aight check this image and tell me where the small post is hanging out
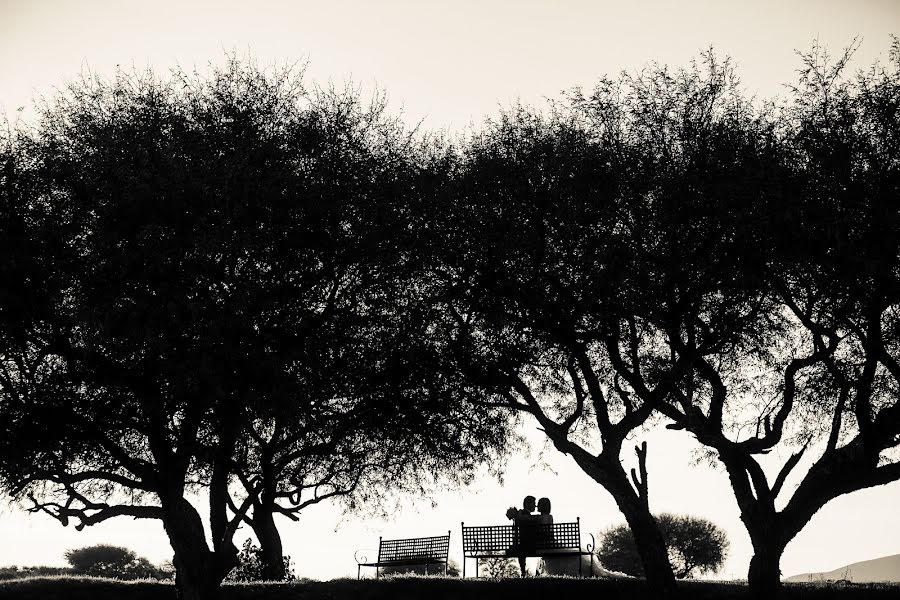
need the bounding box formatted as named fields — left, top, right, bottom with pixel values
left=376, top=536, right=382, bottom=580
left=577, top=517, right=583, bottom=577
left=461, top=522, right=466, bottom=578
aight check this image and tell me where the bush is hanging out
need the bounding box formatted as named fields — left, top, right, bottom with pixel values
left=475, top=558, right=518, bottom=579
left=64, top=545, right=168, bottom=580
left=379, top=559, right=461, bottom=577
left=225, top=539, right=296, bottom=582
left=597, top=513, right=728, bottom=579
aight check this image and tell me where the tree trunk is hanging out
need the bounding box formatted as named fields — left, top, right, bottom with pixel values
left=575, top=454, right=678, bottom=597
left=251, top=501, right=286, bottom=581
left=747, top=546, right=784, bottom=599
left=618, top=499, right=678, bottom=596
left=162, top=495, right=231, bottom=600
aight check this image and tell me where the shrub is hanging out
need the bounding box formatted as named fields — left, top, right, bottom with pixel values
left=63, top=545, right=168, bottom=580
left=225, top=539, right=296, bottom=582
left=474, top=558, right=518, bottom=579
left=597, top=513, right=728, bottom=579
left=379, top=559, right=461, bottom=577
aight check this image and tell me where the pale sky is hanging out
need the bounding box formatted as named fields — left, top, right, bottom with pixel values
left=1, top=0, right=898, bottom=582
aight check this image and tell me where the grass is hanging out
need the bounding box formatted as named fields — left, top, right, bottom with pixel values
left=1, top=574, right=899, bottom=599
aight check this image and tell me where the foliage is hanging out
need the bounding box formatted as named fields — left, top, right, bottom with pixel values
left=225, top=539, right=295, bottom=582
left=3, top=37, right=900, bottom=600
left=0, top=56, right=513, bottom=597
left=598, top=514, right=729, bottom=579
left=571, top=37, right=900, bottom=597
left=423, top=48, right=768, bottom=596
left=64, top=544, right=170, bottom=580
left=478, top=557, right=519, bottom=579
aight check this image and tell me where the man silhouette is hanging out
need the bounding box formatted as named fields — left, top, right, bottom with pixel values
left=513, top=495, right=537, bottom=576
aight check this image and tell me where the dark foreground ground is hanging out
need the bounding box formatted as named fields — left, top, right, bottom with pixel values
left=2, top=576, right=898, bottom=600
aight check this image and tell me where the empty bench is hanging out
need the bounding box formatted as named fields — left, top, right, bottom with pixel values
left=355, top=532, right=450, bottom=579
left=461, top=519, right=595, bottom=577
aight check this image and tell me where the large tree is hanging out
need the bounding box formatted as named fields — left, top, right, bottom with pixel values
left=581, top=42, right=900, bottom=598
left=425, top=103, right=680, bottom=594
left=0, top=61, right=511, bottom=599
left=1, top=61, right=301, bottom=600
left=426, top=51, right=798, bottom=597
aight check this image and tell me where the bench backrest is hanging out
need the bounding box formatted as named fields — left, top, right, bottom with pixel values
left=461, top=521, right=584, bottom=554
left=377, top=533, right=450, bottom=564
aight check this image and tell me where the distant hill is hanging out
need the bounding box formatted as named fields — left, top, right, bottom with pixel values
left=785, top=553, right=900, bottom=583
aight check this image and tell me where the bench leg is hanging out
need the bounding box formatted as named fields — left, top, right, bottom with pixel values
left=357, top=565, right=361, bottom=580
left=376, top=566, right=380, bottom=580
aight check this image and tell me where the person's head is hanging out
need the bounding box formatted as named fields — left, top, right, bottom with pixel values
left=537, top=497, right=551, bottom=514
left=523, top=495, right=536, bottom=512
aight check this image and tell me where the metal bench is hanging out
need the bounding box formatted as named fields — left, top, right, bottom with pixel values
left=355, top=531, right=451, bottom=579
left=460, top=519, right=595, bottom=577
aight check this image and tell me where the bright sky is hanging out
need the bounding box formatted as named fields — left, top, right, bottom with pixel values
left=1, top=0, right=899, bottom=582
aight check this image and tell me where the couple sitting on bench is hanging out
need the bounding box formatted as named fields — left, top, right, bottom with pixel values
left=505, top=495, right=552, bottom=576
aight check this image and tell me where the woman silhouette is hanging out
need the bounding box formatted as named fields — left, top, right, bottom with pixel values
left=537, top=497, right=553, bottom=524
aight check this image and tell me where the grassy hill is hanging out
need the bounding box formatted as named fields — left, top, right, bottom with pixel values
left=785, top=553, right=900, bottom=584
left=2, top=575, right=900, bottom=600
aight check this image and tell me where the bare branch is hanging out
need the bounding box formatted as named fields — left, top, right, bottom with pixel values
left=771, top=437, right=811, bottom=500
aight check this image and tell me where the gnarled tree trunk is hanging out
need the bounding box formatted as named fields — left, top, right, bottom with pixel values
left=250, top=495, right=287, bottom=581
left=747, top=542, right=784, bottom=599
left=573, top=446, right=678, bottom=597
left=162, top=495, right=235, bottom=600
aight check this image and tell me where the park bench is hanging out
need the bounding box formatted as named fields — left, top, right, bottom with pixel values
left=460, top=518, right=595, bottom=577
left=355, top=531, right=451, bottom=579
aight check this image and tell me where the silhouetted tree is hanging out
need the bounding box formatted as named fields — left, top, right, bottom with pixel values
left=0, top=59, right=511, bottom=600
left=598, top=514, right=728, bottom=579
left=0, top=60, right=290, bottom=600
left=580, top=40, right=900, bottom=598
left=64, top=544, right=167, bottom=580
left=423, top=106, right=680, bottom=593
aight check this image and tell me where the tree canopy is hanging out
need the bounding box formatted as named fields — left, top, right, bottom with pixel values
left=0, top=59, right=512, bottom=600
left=2, top=39, right=899, bottom=600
